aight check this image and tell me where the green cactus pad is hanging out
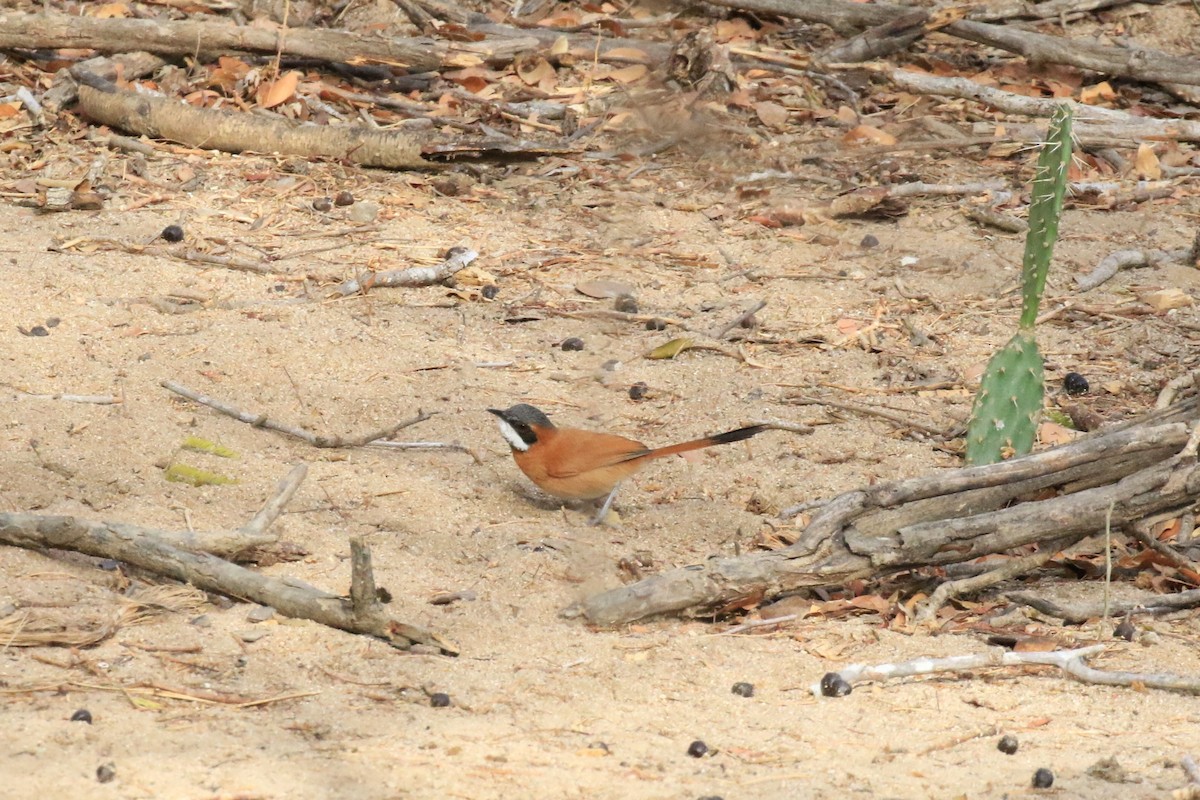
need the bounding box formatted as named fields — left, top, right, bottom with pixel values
left=1019, top=105, right=1073, bottom=330
left=966, top=331, right=1045, bottom=465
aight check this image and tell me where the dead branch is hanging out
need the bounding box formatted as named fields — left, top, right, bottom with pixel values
left=43, top=51, right=165, bottom=112
left=817, top=644, right=1200, bottom=695
left=76, top=77, right=433, bottom=170
left=332, top=246, right=478, bottom=296
left=1007, top=588, right=1200, bottom=623
left=242, top=463, right=307, bottom=538
left=0, top=476, right=455, bottom=654
left=0, top=10, right=535, bottom=72
left=889, top=69, right=1200, bottom=142
left=1076, top=247, right=1197, bottom=292
left=162, top=380, right=433, bottom=448
left=700, top=0, right=1200, bottom=88
left=0, top=512, right=274, bottom=559
left=568, top=396, right=1200, bottom=626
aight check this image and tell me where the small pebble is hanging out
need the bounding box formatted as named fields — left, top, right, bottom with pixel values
left=161, top=224, right=184, bottom=242
left=96, top=763, right=116, bottom=783
left=334, top=190, right=355, bottom=206
left=645, top=318, right=668, bottom=331
left=860, top=234, right=879, bottom=248
left=1063, top=372, right=1089, bottom=396
left=26, top=326, right=48, bottom=337
left=348, top=201, right=380, bottom=223
left=614, top=294, right=639, bottom=313
left=687, top=740, right=709, bottom=758
left=45, top=317, right=60, bottom=328
left=246, top=605, right=275, bottom=623
left=190, top=615, right=211, bottom=628
left=70, top=709, right=93, bottom=724
left=481, top=285, right=500, bottom=300
left=561, top=337, right=585, bottom=352
left=819, top=672, right=852, bottom=697
left=739, top=313, right=758, bottom=329
left=997, top=734, right=1018, bottom=754
left=628, top=382, right=649, bottom=401
left=731, top=682, right=754, bottom=698
left=312, top=197, right=333, bottom=212
left=375, top=587, right=393, bottom=604
left=237, top=629, right=269, bottom=643
left=430, top=692, right=452, bottom=708
left=1032, top=768, right=1054, bottom=788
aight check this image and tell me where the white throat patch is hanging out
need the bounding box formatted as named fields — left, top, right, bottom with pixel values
left=496, top=418, right=530, bottom=451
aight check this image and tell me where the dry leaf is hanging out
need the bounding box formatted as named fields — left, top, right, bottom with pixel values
left=259, top=71, right=300, bottom=109
left=1079, top=81, right=1116, bottom=104
left=646, top=338, right=693, bottom=359
left=754, top=101, right=788, bottom=129
left=516, top=57, right=556, bottom=87
left=576, top=279, right=634, bottom=298
left=835, top=318, right=862, bottom=336
left=1141, top=287, right=1192, bottom=311
left=842, top=125, right=897, bottom=146
left=1037, top=421, right=1077, bottom=446
left=606, top=64, right=648, bottom=84
left=1134, top=143, right=1162, bottom=180
left=91, top=2, right=131, bottom=17
left=604, top=47, right=650, bottom=62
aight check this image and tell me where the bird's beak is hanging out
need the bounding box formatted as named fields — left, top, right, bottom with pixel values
left=487, top=408, right=505, bottom=418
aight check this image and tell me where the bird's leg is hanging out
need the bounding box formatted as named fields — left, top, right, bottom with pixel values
left=590, top=484, right=621, bottom=526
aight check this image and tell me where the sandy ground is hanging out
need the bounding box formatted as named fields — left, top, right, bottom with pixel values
left=3, top=89, right=1200, bottom=798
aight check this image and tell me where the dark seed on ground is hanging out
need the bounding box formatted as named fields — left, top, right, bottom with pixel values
left=731, top=682, right=754, bottom=698
left=819, top=672, right=852, bottom=697
left=860, top=234, right=879, bottom=248
left=27, top=326, right=48, bottom=337
left=161, top=224, right=184, bottom=242
left=96, top=763, right=116, bottom=783
left=334, top=190, right=355, bottom=206
left=1114, top=617, right=1136, bottom=641
left=561, top=337, right=585, bottom=351
left=739, top=313, right=758, bottom=329
left=687, top=740, right=709, bottom=758
left=375, top=587, right=393, bottom=604
left=70, top=709, right=93, bottom=724
left=614, top=294, right=639, bottom=313
left=697, top=796, right=725, bottom=800
left=481, top=284, right=500, bottom=300
left=430, top=692, right=452, bottom=707
left=645, top=318, right=667, bottom=331
left=313, top=197, right=333, bottom=212
left=1032, top=768, right=1054, bottom=788
left=1063, top=372, right=1089, bottom=395
left=45, top=317, right=60, bottom=328
left=628, top=382, right=649, bottom=401
left=997, top=734, right=1018, bottom=754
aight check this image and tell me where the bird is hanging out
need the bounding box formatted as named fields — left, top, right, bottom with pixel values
left=488, top=403, right=765, bottom=524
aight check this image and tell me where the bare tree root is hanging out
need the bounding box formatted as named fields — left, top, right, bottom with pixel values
left=818, top=644, right=1200, bottom=695
left=0, top=467, right=456, bottom=654
left=569, top=397, right=1200, bottom=626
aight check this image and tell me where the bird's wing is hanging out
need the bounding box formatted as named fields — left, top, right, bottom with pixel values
left=542, top=430, right=649, bottom=478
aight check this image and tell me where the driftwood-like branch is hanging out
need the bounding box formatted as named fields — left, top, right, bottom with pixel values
left=162, top=380, right=433, bottom=448
left=77, top=78, right=432, bottom=170
left=1007, top=588, right=1200, bottom=623
left=889, top=70, right=1200, bottom=142
left=333, top=246, right=478, bottom=296
left=569, top=397, right=1200, bottom=626
left=0, top=10, right=534, bottom=72
left=1076, top=247, right=1198, bottom=292
left=818, top=644, right=1200, bottom=695
left=0, top=512, right=274, bottom=559
left=43, top=51, right=165, bottom=112
left=700, top=0, right=1200, bottom=88
left=0, top=473, right=456, bottom=654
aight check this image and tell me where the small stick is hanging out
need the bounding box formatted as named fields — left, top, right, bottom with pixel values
left=333, top=246, right=477, bottom=296
left=14, top=391, right=121, bottom=405
left=1129, top=521, right=1200, bottom=574
left=349, top=536, right=380, bottom=619
left=786, top=395, right=946, bottom=437
left=241, top=463, right=307, bottom=538
left=715, top=613, right=798, bottom=635
left=1007, top=588, right=1200, bottom=623
left=916, top=544, right=1064, bottom=624
left=708, top=299, right=766, bottom=339
left=162, top=380, right=432, bottom=447
left=366, top=440, right=483, bottom=463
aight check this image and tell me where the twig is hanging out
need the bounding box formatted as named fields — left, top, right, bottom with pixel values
left=9, top=389, right=121, bottom=404
left=715, top=613, right=798, bottom=635
left=332, top=247, right=478, bottom=296
left=1076, top=247, right=1194, bottom=292
left=708, top=299, right=766, bottom=339
left=916, top=544, right=1064, bottom=624
left=963, top=205, right=1028, bottom=233
left=1007, top=588, right=1200, bottom=623
left=349, top=535, right=381, bottom=618
left=0, top=512, right=275, bottom=558
left=1129, top=521, right=1200, bottom=574
left=785, top=395, right=946, bottom=437
left=241, top=464, right=307, bottom=538
left=815, top=645, right=1105, bottom=695
left=366, top=440, right=483, bottom=463
left=162, top=380, right=432, bottom=448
